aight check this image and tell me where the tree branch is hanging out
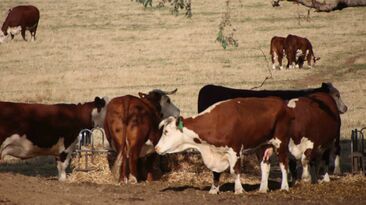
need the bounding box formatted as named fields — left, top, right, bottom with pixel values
left=286, top=0, right=366, bottom=12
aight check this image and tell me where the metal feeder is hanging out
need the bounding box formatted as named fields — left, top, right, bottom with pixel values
left=351, top=127, right=366, bottom=174
left=74, top=127, right=111, bottom=172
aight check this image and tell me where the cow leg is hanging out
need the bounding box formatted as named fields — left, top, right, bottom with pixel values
left=309, top=159, right=319, bottom=184
left=231, top=159, right=243, bottom=194
left=317, top=149, right=330, bottom=183
left=209, top=171, right=221, bottom=194
left=21, top=28, right=27, bottom=41
left=288, top=157, right=298, bottom=186
left=111, top=150, right=128, bottom=183
left=278, top=153, right=289, bottom=191
left=128, top=141, right=143, bottom=184
left=259, top=160, right=271, bottom=193
left=145, top=153, right=157, bottom=182
left=301, top=149, right=311, bottom=182
left=56, top=151, right=72, bottom=181
left=331, top=133, right=341, bottom=175
left=278, top=52, right=284, bottom=70
left=271, top=51, right=276, bottom=70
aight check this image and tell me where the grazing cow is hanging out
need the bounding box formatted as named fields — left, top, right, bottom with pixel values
left=270, top=36, right=286, bottom=70
left=0, top=5, right=40, bottom=43
left=284, top=34, right=320, bottom=69
left=104, top=89, right=180, bottom=183
left=0, top=97, right=108, bottom=181
left=197, top=83, right=347, bottom=183
left=156, top=97, right=294, bottom=194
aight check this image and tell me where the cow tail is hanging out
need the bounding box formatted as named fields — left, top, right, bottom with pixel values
left=122, top=97, right=131, bottom=158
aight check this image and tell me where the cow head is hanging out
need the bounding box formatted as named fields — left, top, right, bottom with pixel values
left=321, top=82, right=348, bottom=114
left=155, top=116, right=189, bottom=155
left=138, top=88, right=180, bottom=119
left=91, top=96, right=109, bottom=128
left=313, top=56, right=320, bottom=65
left=0, top=30, right=7, bottom=43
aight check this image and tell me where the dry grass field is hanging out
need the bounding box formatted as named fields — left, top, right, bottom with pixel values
left=0, top=0, right=365, bottom=204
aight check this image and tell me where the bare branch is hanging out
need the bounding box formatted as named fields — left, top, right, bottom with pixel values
left=250, top=48, right=273, bottom=90
left=286, top=0, right=366, bottom=12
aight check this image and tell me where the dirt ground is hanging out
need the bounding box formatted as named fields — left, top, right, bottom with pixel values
left=0, top=152, right=365, bottom=205
left=0, top=169, right=365, bottom=205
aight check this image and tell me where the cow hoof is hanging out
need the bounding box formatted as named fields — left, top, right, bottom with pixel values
left=302, top=177, right=311, bottom=183
left=321, top=173, right=330, bottom=183
left=280, top=185, right=289, bottom=192
left=280, top=66, right=284, bottom=70
left=208, top=185, right=220, bottom=194
left=258, top=188, right=268, bottom=193
left=234, top=188, right=243, bottom=194
left=128, top=175, right=138, bottom=184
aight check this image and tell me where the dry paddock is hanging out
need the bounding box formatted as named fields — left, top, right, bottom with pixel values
left=0, top=0, right=366, bottom=204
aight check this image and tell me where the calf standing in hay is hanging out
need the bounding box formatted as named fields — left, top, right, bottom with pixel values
left=0, top=5, right=40, bottom=43
left=104, top=89, right=180, bottom=184
left=155, top=97, right=294, bottom=194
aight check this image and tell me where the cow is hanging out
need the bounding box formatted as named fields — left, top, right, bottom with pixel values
left=104, top=89, right=180, bottom=184
left=197, top=83, right=347, bottom=183
left=156, top=97, right=294, bottom=194
left=285, top=91, right=345, bottom=184
left=0, top=97, right=108, bottom=181
left=284, top=34, right=320, bottom=69
left=0, top=5, right=40, bottom=43
left=270, top=36, right=286, bottom=70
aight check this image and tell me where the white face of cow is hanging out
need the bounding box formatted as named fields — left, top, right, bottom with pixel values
left=155, top=117, right=189, bottom=155
left=324, top=83, right=348, bottom=114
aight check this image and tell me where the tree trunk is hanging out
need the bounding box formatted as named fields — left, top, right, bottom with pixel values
left=286, top=0, right=366, bottom=12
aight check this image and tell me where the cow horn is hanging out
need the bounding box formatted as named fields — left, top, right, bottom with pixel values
left=164, top=88, right=177, bottom=95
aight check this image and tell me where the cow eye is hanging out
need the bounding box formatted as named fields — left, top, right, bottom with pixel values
left=164, top=130, right=168, bottom=135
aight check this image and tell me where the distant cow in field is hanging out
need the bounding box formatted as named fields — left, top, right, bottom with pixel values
left=0, top=5, right=40, bottom=43
left=104, top=89, right=180, bottom=183
left=270, top=36, right=286, bottom=70
left=156, top=97, right=294, bottom=194
left=0, top=97, right=108, bottom=181
left=284, top=34, right=320, bottom=69
left=197, top=83, right=347, bottom=183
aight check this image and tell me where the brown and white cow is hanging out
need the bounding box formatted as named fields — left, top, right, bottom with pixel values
left=0, top=97, right=108, bottom=181
left=104, top=89, right=180, bottom=184
left=0, top=5, right=40, bottom=43
left=197, top=83, right=347, bottom=183
left=270, top=36, right=286, bottom=70
left=284, top=90, right=347, bottom=183
left=156, top=97, right=293, bottom=194
left=284, top=34, right=320, bottom=69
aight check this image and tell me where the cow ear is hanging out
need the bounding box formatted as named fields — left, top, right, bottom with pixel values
left=94, top=97, right=106, bottom=108
left=139, top=92, right=147, bottom=99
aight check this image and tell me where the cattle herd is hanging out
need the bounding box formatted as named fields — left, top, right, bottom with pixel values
left=270, top=34, right=320, bottom=70
left=0, top=5, right=350, bottom=195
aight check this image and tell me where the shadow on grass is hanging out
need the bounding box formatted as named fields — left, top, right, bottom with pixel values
left=160, top=180, right=281, bottom=193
